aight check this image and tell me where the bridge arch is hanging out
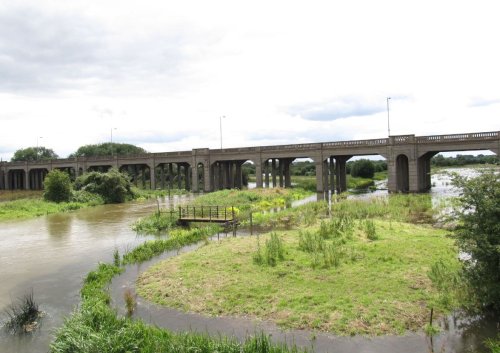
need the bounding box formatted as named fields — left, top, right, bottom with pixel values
left=396, top=154, right=409, bottom=192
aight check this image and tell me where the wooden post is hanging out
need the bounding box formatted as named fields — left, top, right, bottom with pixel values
left=250, top=212, right=253, bottom=235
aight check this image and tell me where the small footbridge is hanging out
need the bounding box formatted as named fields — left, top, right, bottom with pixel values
left=177, top=205, right=237, bottom=228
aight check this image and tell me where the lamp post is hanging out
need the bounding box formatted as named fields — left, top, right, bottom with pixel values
left=386, top=97, right=391, bottom=136
left=219, top=116, right=225, bottom=149
left=36, top=136, right=43, bottom=160
left=110, top=128, right=117, bottom=156
left=110, top=128, right=117, bottom=143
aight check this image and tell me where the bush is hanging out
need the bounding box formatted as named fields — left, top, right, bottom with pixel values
left=74, top=168, right=133, bottom=204
left=350, top=159, right=375, bottom=179
left=43, top=169, right=72, bottom=203
left=452, top=171, right=500, bottom=312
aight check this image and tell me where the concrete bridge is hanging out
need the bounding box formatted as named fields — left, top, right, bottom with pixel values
left=1, top=131, right=498, bottom=199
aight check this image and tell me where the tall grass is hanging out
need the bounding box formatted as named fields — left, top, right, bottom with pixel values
left=3, top=290, right=42, bottom=333
left=51, top=251, right=305, bottom=353
left=253, top=232, right=285, bottom=267
left=123, top=225, right=219, bottom=264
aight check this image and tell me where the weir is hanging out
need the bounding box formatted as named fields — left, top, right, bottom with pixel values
left=1, top=131, right=499, bottom=199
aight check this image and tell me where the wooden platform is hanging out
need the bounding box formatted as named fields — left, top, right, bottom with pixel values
left=177, top=205, right=237, bottom=225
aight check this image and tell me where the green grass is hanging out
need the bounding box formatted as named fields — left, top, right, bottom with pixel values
left=0, top=198, right=99, bottom=222
left=137, top=218, right=458, bottom=335
left=123, top=225, right=220, bottom=264
left=3, top=290, right=43, bottom=334
left=0, top=190, right=43, bottom=202
left=51, top=243, right=304, bottom=353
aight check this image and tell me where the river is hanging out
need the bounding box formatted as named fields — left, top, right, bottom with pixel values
left=0, top=169, right=498, bottom=353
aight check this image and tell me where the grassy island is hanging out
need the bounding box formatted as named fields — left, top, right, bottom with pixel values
left=136, top=194, right=458, bottom=335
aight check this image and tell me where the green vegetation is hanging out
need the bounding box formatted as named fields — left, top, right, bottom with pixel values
left=0, top=190, right=43, bottom=202
left=69, top=142, right=147, bottom=157
left=11, top=146, right=58, bottom=162
left=133, top=188, right=311, bottom=235
left=432, top=153, right=498, bottom=167
left=137, top=193, right=459, bottom=335
left=43, top=169, right=72, bottom=203
left=451, top=171, right=500, bottom=313
left=123, top=225, right=219, bottom=264
left=74, top=168, right=134, bottom=203
left=0, top=198, right=97, bottom=221
left=51, top=245, right=303, bottom=353
left=0, top=169, right=137, bottom=221
left=349, top=159, right=375, bottom=178
left=3, top=291, right=43, bottom=333
left=138, top=219, right=456, bottom=335
left=253, top=232, right=285, bottom=266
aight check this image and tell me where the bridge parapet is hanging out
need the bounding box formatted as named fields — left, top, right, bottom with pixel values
left=416, top=131, right=499, bottom=144
left=153, top=151, right=192, bottom=158
left=391, top=135, right=415, bottom=144
left=261, top=143, right=321, bottom=151
left=323, top=138, right=388, bottom=148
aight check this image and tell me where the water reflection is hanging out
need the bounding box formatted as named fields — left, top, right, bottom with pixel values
left=0, top=195, right=193, bottom=353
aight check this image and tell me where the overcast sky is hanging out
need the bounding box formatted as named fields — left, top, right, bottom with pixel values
left=1, top=0, right=499, bottom=160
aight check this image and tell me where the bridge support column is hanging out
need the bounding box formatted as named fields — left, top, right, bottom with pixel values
left=160, top=165, right=165, bottom=189
left=271, top=159, right=277, bottom=187
left=283, top=158, right=292, bottom=188
left=191, top=164, right=199, bottom=192
left=335, top=156, right=350, bottom=193
left=149, top=164, right=156, bottom=189
left=315, top=159, right=325, bottom=201
left=204, top=163, right=211, bottom=192
left=235, top=162, right=243, bottom=189
left=255, top=160, right=263, bottom=188
left=329, top=157, right=335, bottom=195
left=417, top=153, right=437, bottom=191
left=264, top=160, right=270, bottom=188
left=279, top=160, right=284, bottom=187
left=185, top=164, right=191, bottom=191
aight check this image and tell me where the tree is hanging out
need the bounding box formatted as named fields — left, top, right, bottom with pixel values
left=74, top=168, right=133, bottom=203
left=69, top=143, right=147, bottom=158
left=11, top=147, right=59, bottom=162
left=350, top=159, right=375, bottom=178
left=43, top=169, right=72, bottom=203
left=452, top=171, right=500, bottom=312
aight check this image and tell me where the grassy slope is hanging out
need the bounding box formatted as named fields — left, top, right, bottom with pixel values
left=137, top=218, right=456, bottom=335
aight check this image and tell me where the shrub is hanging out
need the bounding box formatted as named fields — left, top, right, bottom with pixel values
left=254, top=233, right=285, bottom=267
left=452, top=171, right=500, bottom=312
left=74, top=168, right=133, bottom=204
left=43, top=169, right=72, bottom=203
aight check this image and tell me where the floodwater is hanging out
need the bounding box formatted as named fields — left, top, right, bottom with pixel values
left=0, top=194, right=193, bottom=353
left=0, top=169, right=498, bottom=353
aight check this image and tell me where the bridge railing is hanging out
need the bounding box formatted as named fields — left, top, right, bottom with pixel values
left=416, top=131, right=499, bottom=144
left=323, top=138, right=388, bottom=148
left=178, top=206, right=235, bottom=222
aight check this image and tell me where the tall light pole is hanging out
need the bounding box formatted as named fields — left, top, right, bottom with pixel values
left=36, top=136, right=43, bottom=160
left=386, top=97, right=391, bottom=136
left=219, top=116, right=225, bottom=149
left=110, top=128, right=117, bottom=144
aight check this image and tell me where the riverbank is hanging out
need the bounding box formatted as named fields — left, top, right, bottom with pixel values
left=46, top=185, right=500, bottom=353
left=0, top=188, right=185, bottom=222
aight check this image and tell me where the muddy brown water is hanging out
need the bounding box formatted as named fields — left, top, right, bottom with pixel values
left=0, top=169, right=498, bottom=353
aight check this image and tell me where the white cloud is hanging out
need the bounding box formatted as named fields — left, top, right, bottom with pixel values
left=0, top=0, right=499, bottom=161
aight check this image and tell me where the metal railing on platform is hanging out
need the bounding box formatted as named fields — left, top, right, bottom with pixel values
left=178, top=206, right=236, bottom=223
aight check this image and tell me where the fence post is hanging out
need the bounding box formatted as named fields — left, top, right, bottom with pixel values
left=250, top=212, right=253, bottom=235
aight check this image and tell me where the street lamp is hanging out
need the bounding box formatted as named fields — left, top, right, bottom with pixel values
left=110, top=128, right=117, bottom=144
left=110, top=128, right=117, bottom=156
left=386, top=97, right=391, bottom=136
left=219, top=116, right=225, bottom=149
left=36, top=136, right=43, bottom=160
